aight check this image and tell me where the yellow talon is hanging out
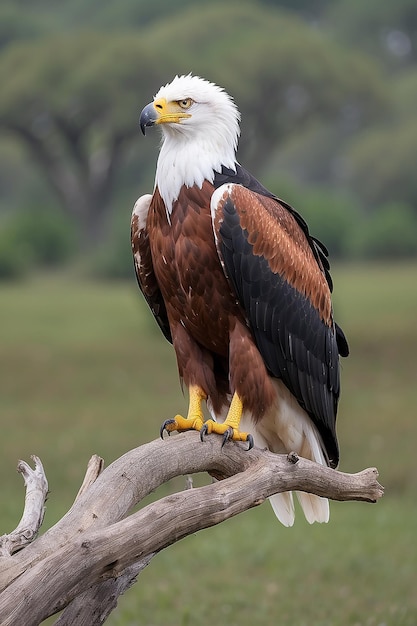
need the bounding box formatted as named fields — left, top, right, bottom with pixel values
left=200, top=393, right=254, bottom=449
left=160, top=389, right=253, bottom=450
left=160, top=385, right=206, bottom=437
left=162, top=413, right=205, bottom=435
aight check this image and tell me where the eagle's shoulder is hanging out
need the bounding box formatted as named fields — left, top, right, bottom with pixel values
left=214, top=164, right=333, bottom=292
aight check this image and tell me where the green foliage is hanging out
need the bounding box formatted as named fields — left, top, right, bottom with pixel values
left=349, top=203, right=417, bottom=259
left=15, top=208, right=77, bottom=266
left=142, top=2, right=389, bottom=172
left=0, top=32, right=164, bottom=135
left=328, top=0, right=417, bottom=65
left=0, top=3, right=47, bottom=50
left=0, top=0, right=203, bottom=36
left=0, top=223, right=31, bottom=280
left=88, top=209, right=135, bottom=280
left=0, top=3, right=388, bottom=167
left=0, top=208, right=77, bottom=280
left=261, top=179, right=417, bottom=263
left=297, top=190, right=360, bottom=259
left=346, top=118, right=417, bottom=209
left=265, top=179, right=361, bottom=259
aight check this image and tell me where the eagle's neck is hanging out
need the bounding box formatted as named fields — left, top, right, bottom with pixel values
left=155, top=128, right=237, bottom=220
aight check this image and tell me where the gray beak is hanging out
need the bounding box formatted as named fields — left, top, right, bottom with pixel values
left=139, top=102, right=158, bottom=135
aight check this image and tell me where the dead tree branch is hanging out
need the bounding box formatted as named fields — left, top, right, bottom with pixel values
left=0, top=432, right=383, bottom=625
left=0, top=456, right=48, bottom=558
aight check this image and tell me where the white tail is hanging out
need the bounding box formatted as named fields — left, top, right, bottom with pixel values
left=269, top=492, right=295, bottom=527
left=242, top=379, right=331, bottom=526
left=210, top=379, right=331, bottom=526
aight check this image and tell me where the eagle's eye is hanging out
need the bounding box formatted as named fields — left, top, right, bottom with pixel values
left=178, top=98, right=193, bottom=110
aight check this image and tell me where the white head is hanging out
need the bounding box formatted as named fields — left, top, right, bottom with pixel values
left=140, top=74, right=241, bottom=215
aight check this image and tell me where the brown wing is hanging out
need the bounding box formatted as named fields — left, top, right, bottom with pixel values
left=131, top=194, right=172, bottom=343
left=211, top=183, right=347, bottom=467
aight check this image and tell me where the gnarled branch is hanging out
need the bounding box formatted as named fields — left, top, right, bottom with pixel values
left=0, top=433, right=383, bottom=625
left=0, top=456, right=48, bottom=558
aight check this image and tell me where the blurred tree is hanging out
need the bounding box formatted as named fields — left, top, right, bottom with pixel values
left=327, top=0, right=417, bottom=66
left=0, top=0, right=340, bottom=40
left=0, top=224, right=31, bottom=279
left=348, top=202, right=417, bottom=259
left=0, top=2, right=394, bottom=251
left=145, top=3, right=389, bottom=173
left=346, top=118, right=417, bottom=210
left=7, top=207, right=77, bottom=267
left=0, top=3, right=46, bottom=50
left=0, top=33, right=166, bottom=246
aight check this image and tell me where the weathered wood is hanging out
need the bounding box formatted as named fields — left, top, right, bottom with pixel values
left=0, top=433, right=383, bottom=625
left=0, top=456, right=48, bottom=558
left=73, top=454, right=104, bottom=503
left=53, top=555, right=156, bottom=626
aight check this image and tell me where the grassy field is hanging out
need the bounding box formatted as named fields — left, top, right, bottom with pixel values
left=1, top=263, right=416, bottom=625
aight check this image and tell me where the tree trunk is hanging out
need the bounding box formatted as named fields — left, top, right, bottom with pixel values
left=3, top=120, right=127, bottom=249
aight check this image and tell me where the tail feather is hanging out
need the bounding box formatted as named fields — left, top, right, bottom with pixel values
left=211, top=385, right=332, bottom=526
left=254, top=379, right=333, bottom=525
left=269, top=492, right=295, bottom=527
left=295, top=423, right=330, bottom=523
left=296, top=492, right=329, bottom=524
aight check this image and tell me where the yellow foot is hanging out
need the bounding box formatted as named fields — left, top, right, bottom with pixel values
left=160, top=413, right=204, bottom=438
left=200, top=392, right=253, bottom=451
left=200, top=419, right=254, bottom=450
left=160, top=384, right=206, bottom=439
left=160, top=388, right=253, bottom=451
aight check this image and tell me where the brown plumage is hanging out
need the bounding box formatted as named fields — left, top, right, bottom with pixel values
left=132, top=75, right=349, bottom=526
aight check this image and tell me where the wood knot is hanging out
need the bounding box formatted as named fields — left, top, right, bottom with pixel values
left=287, top=451, right=299, bottom=464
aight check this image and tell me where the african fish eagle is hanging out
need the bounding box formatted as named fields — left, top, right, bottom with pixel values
left=132, top=74, right=349, bottom=526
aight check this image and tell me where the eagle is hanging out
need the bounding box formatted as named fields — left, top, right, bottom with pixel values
left=132, top=74, right=349, bottom=526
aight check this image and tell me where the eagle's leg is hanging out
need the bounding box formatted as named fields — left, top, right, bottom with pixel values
left=160, top=385, right=207, bottom=438
left=200, top=393, right=254, bottom=450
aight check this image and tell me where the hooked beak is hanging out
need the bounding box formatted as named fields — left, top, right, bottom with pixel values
left=139, top=102, right=158, bottom=136
left=139, top=97, right=192, bottom=135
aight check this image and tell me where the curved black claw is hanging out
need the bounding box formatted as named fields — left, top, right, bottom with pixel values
left=246, top=434, right=254, bottom=451
left=160, top=419, right=176, bottom=439
left=200, top=423, right=209, bottom=442
left=221, top=427, right=234, bottom=449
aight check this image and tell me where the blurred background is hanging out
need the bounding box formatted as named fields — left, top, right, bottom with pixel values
left=1, top=0, right=417, bottom=272
left=1, top=1, right=416, bottom=625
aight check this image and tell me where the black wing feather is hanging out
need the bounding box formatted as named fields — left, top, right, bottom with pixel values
left=217, top=192, right=342, bottom=466
left=134, top=271, right=172, bottom=344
